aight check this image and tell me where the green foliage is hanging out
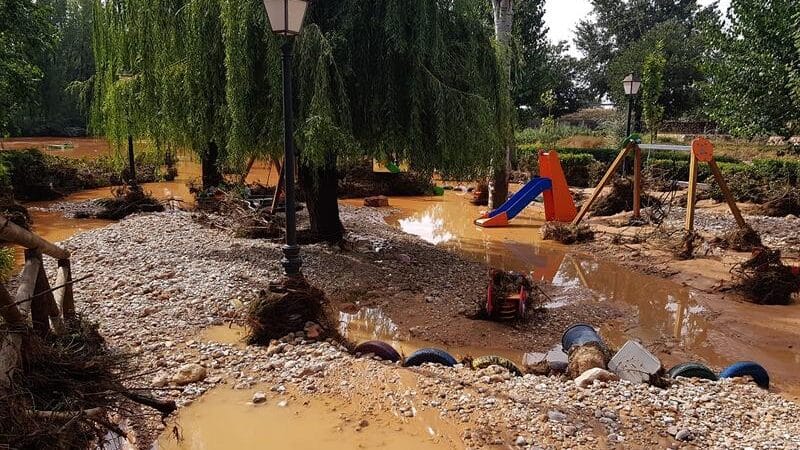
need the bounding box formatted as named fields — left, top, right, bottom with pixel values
left=0, top=0, right=55, bottom=135
left=311, top=0, right=509, bottom=179
left=641, top=41, right=666, bottom=142
left=0, top=159, right=10, bottom=189
left=607, top=21, right=704, bottom=120
left=511, top=1, right=586, bottom=117
left=575, top=0, right=710, bottom=102
left=515, top=124, right=596, bottom=146
left=90, top=0, right=508, bottom=184
left=221, top=0, right=282, bottom=169
left=0, top=247, right=14, bottom=283
left=558, top=153, right=605, bottom=187
left=514, top=149, right=603, bottom=187
left=0, top=149, right=160, bottom=200
left=700, top=0, right=800, bottom=137
left=8, top=0, right=95, bottom=136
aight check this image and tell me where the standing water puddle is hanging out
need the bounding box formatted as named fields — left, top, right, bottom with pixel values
left=344, top=192, right=800, bottom=395
left=338, top=307, right=525, bottom=365
left=158, top=324, right=464, bottom=450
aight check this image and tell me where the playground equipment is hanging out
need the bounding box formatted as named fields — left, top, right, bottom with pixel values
left=486, top=270, right=532, bottom=321
left=572, top=136, right=747, bottom=232
left=475, top=151, right=577, bottom=227
left=372, top=158, right=409, bottom=173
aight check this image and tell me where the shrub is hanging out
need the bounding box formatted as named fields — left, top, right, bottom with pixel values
left=0, top=149, right=159, bottom=201
left=708, top=163, right=768, bottom=203
left=560, top=153, right=604, bottom=188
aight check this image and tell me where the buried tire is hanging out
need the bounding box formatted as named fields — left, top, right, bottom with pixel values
left=404, top=348, right=457, bottom=367
left=720, top=361, right=770, bottom=389
left=472, top=355, right=522, bottom=376
left=353, top=340, right=401, bottom=362
left=667, top=362, right=719, bottom=381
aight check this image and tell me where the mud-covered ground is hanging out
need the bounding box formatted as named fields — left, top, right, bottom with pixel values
left=34, top=201, right=800, bottom=448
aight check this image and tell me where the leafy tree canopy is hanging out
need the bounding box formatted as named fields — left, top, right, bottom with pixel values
left=0, top=0, right=55, bottom=135
left=607, top=20, right=704, bottom=119
left=575, top=0, right=708, bottom=102
left=700, top=0, right=800, bottom=137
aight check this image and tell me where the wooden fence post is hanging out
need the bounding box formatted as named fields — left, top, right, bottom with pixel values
left=54, top=259, right=75, bottom=324
left=16, top=249, right=42, bottom=318
left=0, top=218, right=70, bottom=260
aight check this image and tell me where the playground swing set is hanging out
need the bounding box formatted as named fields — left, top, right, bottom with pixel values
left=475, top=135, right=748, bottom=233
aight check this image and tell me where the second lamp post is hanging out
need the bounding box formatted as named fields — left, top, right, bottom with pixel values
left=622, top=73, right=642, bottom=138
left=262, top=0, right=309, bottom=277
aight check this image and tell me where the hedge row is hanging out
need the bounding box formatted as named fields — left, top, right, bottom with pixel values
left=515, top=146, right=800, bottom=201
left=517, top=144, right=742, bottom=164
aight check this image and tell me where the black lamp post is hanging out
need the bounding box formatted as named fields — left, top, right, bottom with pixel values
left=263, top=0, right=309, bottom=277
left=622, top=73, right=642, bottom=138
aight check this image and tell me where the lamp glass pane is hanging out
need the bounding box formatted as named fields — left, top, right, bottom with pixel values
left=630, top=80, right=642, bottom=95
left=287, top=0, right=308, bottom=34
left=263, top=0, right=286, bottom=33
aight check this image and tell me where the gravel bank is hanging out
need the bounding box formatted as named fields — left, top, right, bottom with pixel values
left=664, top=207, right=800, bottom=253
left=180, top=332, right=800, bottom=449
left=45, top=208, right=800, bottom=448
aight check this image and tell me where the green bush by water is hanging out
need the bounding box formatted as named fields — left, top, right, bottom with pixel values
left=0, top=149, right=161, bottom=201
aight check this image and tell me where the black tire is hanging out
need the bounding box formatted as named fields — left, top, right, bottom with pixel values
left=354, top=340, right=401, bottom=362
left=403, top=348, right=457, bottom=367
left=667, top=362, right=719, bottom=381
left=720, top=361, right=770, bottom=389
left=472, top=355, right=522, bottom=376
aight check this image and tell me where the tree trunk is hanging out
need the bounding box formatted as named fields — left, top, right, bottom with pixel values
left=201, top=141, right=224, bottom=189
left=299, top=152, right=344, bottom=243
left=490, top=0, right=515, bottom=208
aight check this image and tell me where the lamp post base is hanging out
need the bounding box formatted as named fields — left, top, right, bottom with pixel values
left=281, top=244, right=302, bottom=277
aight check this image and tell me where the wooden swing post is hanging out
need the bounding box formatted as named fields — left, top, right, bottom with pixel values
left=572, top=142, right=636, bottom=225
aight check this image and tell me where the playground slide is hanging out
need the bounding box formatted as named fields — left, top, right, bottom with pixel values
left=475, top=178, right=552, bottom=227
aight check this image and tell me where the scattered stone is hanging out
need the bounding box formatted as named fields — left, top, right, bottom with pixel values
left=152, top=374, right=169, bottom=388
left=364, top=196, right=390, bottom=207
left=172, top=364, right=207, bottom=386
left=252, top=391, right=267, bottom=404
left=277, top=400, right=288, bottom=408
left=547, top=410, right=567, bottom=422
left=574, top=367, right=619, bottom=388
left=675, top=428, right=694, bottom=442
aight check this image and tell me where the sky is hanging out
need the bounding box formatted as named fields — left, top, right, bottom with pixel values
left=544, top=0, right=732, bottom=55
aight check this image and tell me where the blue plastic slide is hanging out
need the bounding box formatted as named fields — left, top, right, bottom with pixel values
left=486, top=177, right=553, bottom=220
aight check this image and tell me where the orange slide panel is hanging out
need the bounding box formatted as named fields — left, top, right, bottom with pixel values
left=538, top=151, right=577, bottom=223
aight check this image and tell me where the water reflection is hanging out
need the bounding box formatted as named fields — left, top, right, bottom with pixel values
left=384, top=192, right=710, bottom=355
left=397, top=206, right=454, bottom=245
left=339, top=307, right=525, bottom=364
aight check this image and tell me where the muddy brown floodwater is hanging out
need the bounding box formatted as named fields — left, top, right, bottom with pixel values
left=155, top=325, right=463, bottom=450
left=343, top=191, right=800, bottom=398
left=8, top=137, right=277, bottom=268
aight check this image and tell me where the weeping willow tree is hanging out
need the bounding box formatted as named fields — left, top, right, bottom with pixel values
left=92, top=0, right=232, bottom=186
left=295, top=0, right=511, bottom=240
left=91, top=0, right=509, bottom=242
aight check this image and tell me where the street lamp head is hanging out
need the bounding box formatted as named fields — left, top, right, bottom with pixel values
left=622, top=73, right=642, bottom=96
left=263, top=0, right=309, bottom=36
